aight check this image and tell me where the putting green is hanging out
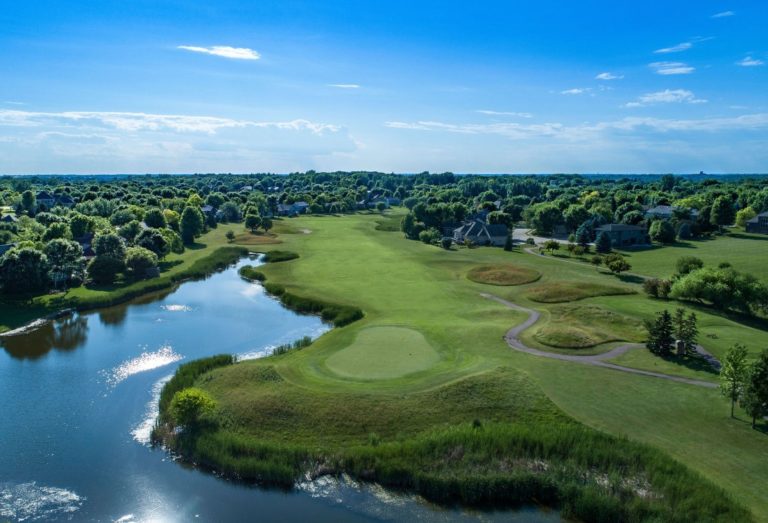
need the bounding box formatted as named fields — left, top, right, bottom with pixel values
left=325, top=326, right=440, bottom=379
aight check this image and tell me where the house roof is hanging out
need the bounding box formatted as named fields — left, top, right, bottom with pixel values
left=597, top=224, right=646, bottom=232
left=36, top=191, right=54, bottom=200
left=1, top=214, right=17, bottom=222
left=56, top=194, right=75, bottom=204
left=645, top=205, right=675, bottom=215
left=747, top=211, right=768, bottom=223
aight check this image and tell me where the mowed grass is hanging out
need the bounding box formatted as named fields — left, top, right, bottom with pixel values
left=467, top=264, right=541, bottom=286
left=532, top=304, right=646, bottom=349
left=618, top=231, right=768, bottom=281
left=608, top=347, right=719, bottom=382
left=527, top=281, right=635, bottom=303
left=199, top=212, right=768, bottom=519
left=325, top=326, right=440, bottom=380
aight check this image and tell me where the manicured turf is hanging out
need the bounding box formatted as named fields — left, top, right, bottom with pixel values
left=467, top=264, right=541, bottom=286
left=160, top=212, right=768, bottom=519
left=325, top=326, right=440, bottom=380
left=608, top=346, right=719, bottom=382
left=618, top=231, right=768, bottom=281
left=526, top=281, right=635, bottom=303
left=532, top=304, right=646, bottom=349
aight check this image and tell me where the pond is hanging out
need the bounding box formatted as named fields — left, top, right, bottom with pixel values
left=0, top=256, right=561, bottom=522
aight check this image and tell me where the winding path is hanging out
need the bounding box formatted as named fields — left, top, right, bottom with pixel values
left=481, top=293, right=719, bottom=389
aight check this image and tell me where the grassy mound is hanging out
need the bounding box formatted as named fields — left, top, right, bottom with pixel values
left=527, top=281, right=635, bottom=303
left=155, top=362, right=749, bottom=522
left=263, top=250, right=299, bottom=263
left=467, top=264, right=541, bottom=286
left=233, top=232, right=281, bottom=245
left=325, top=327, right=440, bottom=380
left=534, top=305, right=645, bottom=349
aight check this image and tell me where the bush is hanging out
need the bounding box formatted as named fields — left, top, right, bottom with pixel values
left=675, top=256, right=704, bottom=276
left=604, top=253, right=631, bottom=275
left=170, top=387, right=216, bottom=428
left=239, top=265, right=266, bottom=281
left=272, top=336, right=312, bottom=355
left=263, top=250, right=299, bottom=263
left=670, top=267, right=768, bottom=314
left=643, top=278, right=672, bottom=299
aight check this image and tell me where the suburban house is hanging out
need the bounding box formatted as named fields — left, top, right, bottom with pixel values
left=75, top=233, right=96, bottom=258
left=1, top=214, right=17, bottom=223
left=276, top=201, right=310, bottom=216
left=35, top=191, right=76, bottom=211
left=746, top=211, right=768, bottom=234
left=595, top=224, right=650, bottom=247
left=453, top=219, right=509, bottom=246
left=644, top=205, right=698, bottom=220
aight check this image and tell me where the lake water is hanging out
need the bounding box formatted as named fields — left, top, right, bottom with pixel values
left=0, top=256, right=561, bottom=522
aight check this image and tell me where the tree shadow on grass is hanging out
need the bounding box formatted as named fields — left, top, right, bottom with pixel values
left=617, top=274, right=645, bottom=284
left=679, top=300, right=768, bottom=332
left=728, top=232, right=768, bottom=242
left=159, top=259, right=183, bottom=271
left=186, top=242, right=207, bottom=251
left=660, top=353, right=719, bottom=375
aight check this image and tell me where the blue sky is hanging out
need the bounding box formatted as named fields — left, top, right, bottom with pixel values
left=0, top=1, right=766, bottom=174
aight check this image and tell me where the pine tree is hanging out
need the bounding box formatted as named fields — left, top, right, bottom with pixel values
left=504, top=235, right=513, bottom=252
left=645, top=310, right=674, bottom=356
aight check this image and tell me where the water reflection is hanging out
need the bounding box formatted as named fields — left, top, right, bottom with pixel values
left=1, top=315, right=89, bottom=360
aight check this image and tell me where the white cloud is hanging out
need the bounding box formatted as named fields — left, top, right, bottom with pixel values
left=625, top=89, right=707, bottom=107
left=561, top=88, right=591, bottom=95
left=476, top=110, right=533, bottom=118
left=177, top=45, right=261, bottom=60
left=328, top=84, right=361, bottom=89
left=0, top=110, right=338, bottom=135
left=650, top=61, right=695, bottom=75
left=711, top=10, right=734, bottom=18
left=385, top=113, right=768, bottom=141
left=736, top=56, right=765, bottom=67
left=654, top=42, right=693, bottom=54
left=595, top=72, right=623, bottom=80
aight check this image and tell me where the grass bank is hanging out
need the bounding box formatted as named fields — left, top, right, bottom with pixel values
left=151, top=212, right=766, bottom=520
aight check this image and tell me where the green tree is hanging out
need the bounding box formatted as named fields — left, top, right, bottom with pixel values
left=44, top=239, right=85, bottom=289
left=673, top=308, right=698, bottom=354
left=649, top=220, right=675, bottom=244
left=604, top=253, right=631, bottom=275
left=400, top=212, right=418, bottom=239
left=736, top=207, right=757, bottom=228
left=261, top=217, right=273, bottom=233
left=226, top=230, right=236, bottom=243
left=720, top=343, right=750, bottom=418
left=542, top=239, right=560, bottom=254
left=93, top=233, right=126, bottom=260
left=118, top=220, right=142, bottom=244
left=595, top=231, right=612, bottom=254
left=87, top=255, right=124, bottom=285
left=0, top=248, right=49, bottom=293
left=441, top=237, right=453, bottom=250
left=170, top=387, right=216, bottom=428
left=245, top=213, right=261, bottom=232
left=144, top=208, right=167, bottom=229
left=69, top=213, right=94, bottom=238
left=741, top=349, right=768, bottom=429
left=43, top=222, right=72, bottom=241
left=527, top=203, right=562, bottom=236
left=125, top=246, right=159, bottom=278
left=645, top=310, right=674, bottom=356
left=575, top=224, right=592, bottom=247
left=21, top=190, right=35, bottom=215
left=135, top=228, right=170, bottom=258
left=180, top=206, right=204, bottom=244
left=710, top=196, right=735, bottom=228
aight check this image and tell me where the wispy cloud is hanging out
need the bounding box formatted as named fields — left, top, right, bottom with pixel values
left=177, top=45, right=261, bottom=60
left=385, top=113, right=768, bottom=140
left=3, top=101, right=25, bottom=106
left=476, top=110, right=533, bottom=118
left=649, top=61, right=695, bottom=75
left=595, top=72, right=623, bottom=80
left=736, top=56, right=765, bottom=67
left=625, top=89, right=707, bottom=107
left=654, top=42, right=693, bottom=54
left=711, top=10, right=734, bottom=18
left=561, top=88, right=592, bottom=95
left=0, top=110, right=338, bottom=135
left=328, top=84, right=361, bottom=89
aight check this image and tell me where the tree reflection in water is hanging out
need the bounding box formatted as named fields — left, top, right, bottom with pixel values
left=1, top=315, right=89, bottom=360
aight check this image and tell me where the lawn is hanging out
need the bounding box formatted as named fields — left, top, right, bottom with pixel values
left=162, top=212, right=768, bottom=520
left=617, top=230, right=768, bottom=281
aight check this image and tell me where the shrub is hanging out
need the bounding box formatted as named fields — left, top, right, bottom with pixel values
left=272, top=336, right=312, bottom=355
left=170, top=387, right=216, bottom=428
left=263, top=250, right=299, bottom=263
left=239, top=265, right=265, bottom=281
left=670, top=267, right=768, bottom=314
left=643, top=278, right=672, bottom=299
left=675, top=256, right=704, bottom=276
left=604, top=253, right=631, bottom=275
